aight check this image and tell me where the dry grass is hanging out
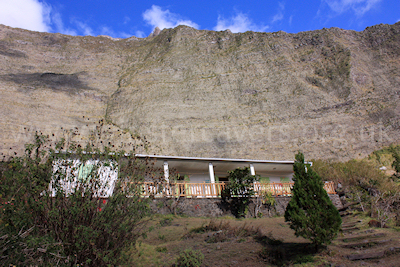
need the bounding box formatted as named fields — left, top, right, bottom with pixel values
left=123, top=213, right=400, bottom=266
left=312, top=157, right=399, bottom=193
left=125, top=215, right=314, bottom=266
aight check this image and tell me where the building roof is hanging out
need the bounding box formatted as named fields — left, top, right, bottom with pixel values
left=135, top=154, right=295, bottom=164
left=134, top=154, right=304, bottom=176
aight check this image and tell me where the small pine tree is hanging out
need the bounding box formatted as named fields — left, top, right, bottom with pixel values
left=284, top=152, right=341, bottom=250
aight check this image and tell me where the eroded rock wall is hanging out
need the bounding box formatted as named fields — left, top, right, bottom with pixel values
left=1, top=23, right=399, bottom=160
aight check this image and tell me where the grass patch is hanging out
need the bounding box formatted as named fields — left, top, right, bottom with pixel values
left=128, top=243, right=168, bottom=267
left=293, top=254, right=315, bottom=264
left=156, top=246, right=168, bottom=253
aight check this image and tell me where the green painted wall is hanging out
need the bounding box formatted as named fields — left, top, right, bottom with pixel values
left=259, top=177, right=270, bottom=183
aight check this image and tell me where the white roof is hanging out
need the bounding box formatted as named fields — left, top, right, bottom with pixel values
left=135, top=154, right=295, bottom=164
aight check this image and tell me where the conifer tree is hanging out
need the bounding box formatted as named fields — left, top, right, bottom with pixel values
left=284, top=152, right=341, bottom=250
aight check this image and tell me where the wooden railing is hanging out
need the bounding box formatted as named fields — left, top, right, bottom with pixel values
left=254, top=182, right=293, bottom=196
left=323, top=181, right=336, bottom=195
left=140, top=181, right=336, bottom=198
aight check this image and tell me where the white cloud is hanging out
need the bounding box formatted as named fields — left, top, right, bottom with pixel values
left=101, top=26, right=113, bottom=36
left=271, top=2, right=285, bottom=23
left=72, top=19, right=94, bottom=36
left=324, top=0, right=382, bottom=16
left=52, top=12, right=77, bottom=36
left=123, top=16, right=130, bottom=25
left=0, top=0, right=136, bottom=38
left=135, top=30, right=146, bottom=38
left=213, top=12, right=269, bottom=33
left=0, top=0, right=51, bottom=32
left=143, top=5, right=199, bottom=30
left=100, top=26, right=131, bottom=38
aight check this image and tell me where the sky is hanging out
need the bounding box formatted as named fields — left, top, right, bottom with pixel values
left=0, top=0, right=399, bottom=39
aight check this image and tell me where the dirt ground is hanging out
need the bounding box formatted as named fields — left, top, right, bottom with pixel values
left=125, top=213, right=400, bottom=267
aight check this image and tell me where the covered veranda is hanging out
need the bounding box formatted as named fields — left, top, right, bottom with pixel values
left=135, top=154, right=336, bottom=197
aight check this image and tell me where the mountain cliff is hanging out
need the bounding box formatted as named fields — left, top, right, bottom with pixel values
left=0, top=23, right=399, bottom=160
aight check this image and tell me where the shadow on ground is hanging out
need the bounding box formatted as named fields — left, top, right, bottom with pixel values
left=257, top=235, right=319, bottom=266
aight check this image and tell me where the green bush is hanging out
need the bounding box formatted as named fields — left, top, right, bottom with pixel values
left=313, top=148, right=400, bottom=220
left=175, top=248, right=204, bottom=267
left=221, top=167, right=258, bottom=218
left=0, top=134, right=62, bottom=265
left=0, top=134, right=151, bottom=266
left=312, top=158, right=390, bottom=191
left=391, top=145, right=400, bottom=180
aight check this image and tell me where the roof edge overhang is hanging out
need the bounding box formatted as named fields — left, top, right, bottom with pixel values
left=52, top=153, right=312, bottom=166
left=135, top=154, right=300, bottom=165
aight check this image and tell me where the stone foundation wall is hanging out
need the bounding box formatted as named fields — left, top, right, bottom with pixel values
left=329, top=194, right=343, bottom=210
left=150, top=194, right=342, bottom=217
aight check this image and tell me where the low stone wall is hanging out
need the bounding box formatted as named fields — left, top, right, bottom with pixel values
left=150, top=198, right=229, bottom=217
left=329, top=194, right=343, bottom=210
left=150, top=194, right=343, bottom=217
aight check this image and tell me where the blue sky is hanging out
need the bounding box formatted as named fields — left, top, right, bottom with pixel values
left=0, top=0, right=399, bottom=38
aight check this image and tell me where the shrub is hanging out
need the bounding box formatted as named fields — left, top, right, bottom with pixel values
left=221, top=167, right=258, bottom=218
left=262, top=191, right=276, bottom=217
left=0, top=134, right=151, bottom=266
left=0, top=134, right=61, bottom=265
left=285, top=152, right=342, bottom=250
left=313, top=150, right=399, bottom=219
left=312, top=158, right=389, bottom=190
left=175, top=248, right=204, bottom=267
left=391, top=145, right=400, bottom=180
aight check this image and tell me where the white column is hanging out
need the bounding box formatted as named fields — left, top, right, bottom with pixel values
left=163, top=161, right=169, bottom=182
left=208, top=163, right=215, bottom=197
left=208, top=163, right=215, bottom=183
left=250, top=164, right=255, bottom=175
left=250, top=163, right=257, bottom=194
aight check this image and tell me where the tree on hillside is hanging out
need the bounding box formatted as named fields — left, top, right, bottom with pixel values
left=221, top=167, right=258, bottom=218
left=391, top=145, right=400, bottom=180
left=284, top=152, right=341, bottom=250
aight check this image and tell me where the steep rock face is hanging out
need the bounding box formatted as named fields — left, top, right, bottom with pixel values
left=106, top=24, right=400, bottom=160
left=0, top=23, right=399, bottom=160
left=0, top=25, right=132, bottom=154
